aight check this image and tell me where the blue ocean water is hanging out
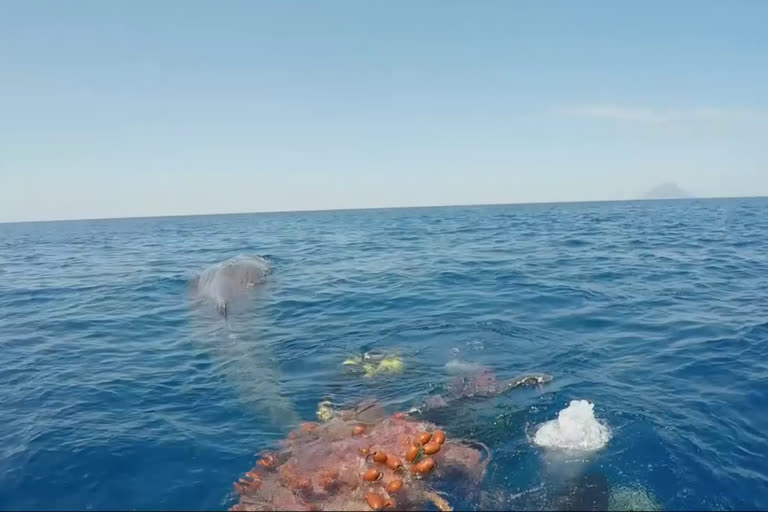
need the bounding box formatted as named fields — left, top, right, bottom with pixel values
left=1, top=198, right=768, bottom=511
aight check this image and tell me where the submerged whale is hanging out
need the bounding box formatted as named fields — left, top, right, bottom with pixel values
left=192, top=254, right=270, bottom=317
left=189, top=254, right=299, bottom=433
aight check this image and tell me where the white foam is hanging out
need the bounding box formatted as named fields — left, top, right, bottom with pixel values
left=533, top=400, right=611, bottom=451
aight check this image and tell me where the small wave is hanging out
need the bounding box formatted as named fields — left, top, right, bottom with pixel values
left=533, top=400, right=611, bottom=451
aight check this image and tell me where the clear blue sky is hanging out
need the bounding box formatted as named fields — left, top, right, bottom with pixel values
left=1, top=1, right=766, bottom=222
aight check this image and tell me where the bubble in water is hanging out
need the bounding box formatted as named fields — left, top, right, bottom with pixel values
left=533, top=399, right=611, bottom=451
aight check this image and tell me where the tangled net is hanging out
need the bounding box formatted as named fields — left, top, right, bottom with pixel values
left=230, top=402, right=489, bottom=511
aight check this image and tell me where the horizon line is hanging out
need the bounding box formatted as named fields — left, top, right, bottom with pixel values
left=1, top=194, right=766, bottom=226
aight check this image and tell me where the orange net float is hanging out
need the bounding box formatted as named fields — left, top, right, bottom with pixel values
left=362, top=468, right=382, bottom=482
left=422, top=441, right=441, bottom=455
left=385, top=478, right=403, bottom=493
left=410, top=457, right=436, bottom=475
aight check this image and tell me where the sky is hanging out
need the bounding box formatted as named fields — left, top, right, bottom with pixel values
left=1, top=1, right=767, bottom=222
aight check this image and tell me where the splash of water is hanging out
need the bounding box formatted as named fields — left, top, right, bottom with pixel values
left=533, top=399, right=611, bottom=451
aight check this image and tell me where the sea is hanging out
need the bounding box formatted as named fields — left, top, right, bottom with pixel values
left=1, top=198, right=767, bottom=511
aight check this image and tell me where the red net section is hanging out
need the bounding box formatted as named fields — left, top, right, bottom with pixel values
left=231, top=407, right=488, bottom=511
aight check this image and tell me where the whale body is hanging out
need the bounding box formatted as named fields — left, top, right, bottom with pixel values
left=193, top=254, right=270, bottom=316
left=189, top=254, right=299, bottom=433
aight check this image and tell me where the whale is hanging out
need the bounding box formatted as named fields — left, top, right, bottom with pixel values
left=188, top=254, right=299, bottom=433
left=192, top=254, right=270, bottom=317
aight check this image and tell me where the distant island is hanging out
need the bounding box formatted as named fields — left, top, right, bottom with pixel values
left=643, top=183, right=691, bottom=199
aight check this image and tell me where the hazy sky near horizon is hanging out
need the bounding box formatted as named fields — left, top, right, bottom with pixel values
left=1, top=1, right=767, bottom=222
